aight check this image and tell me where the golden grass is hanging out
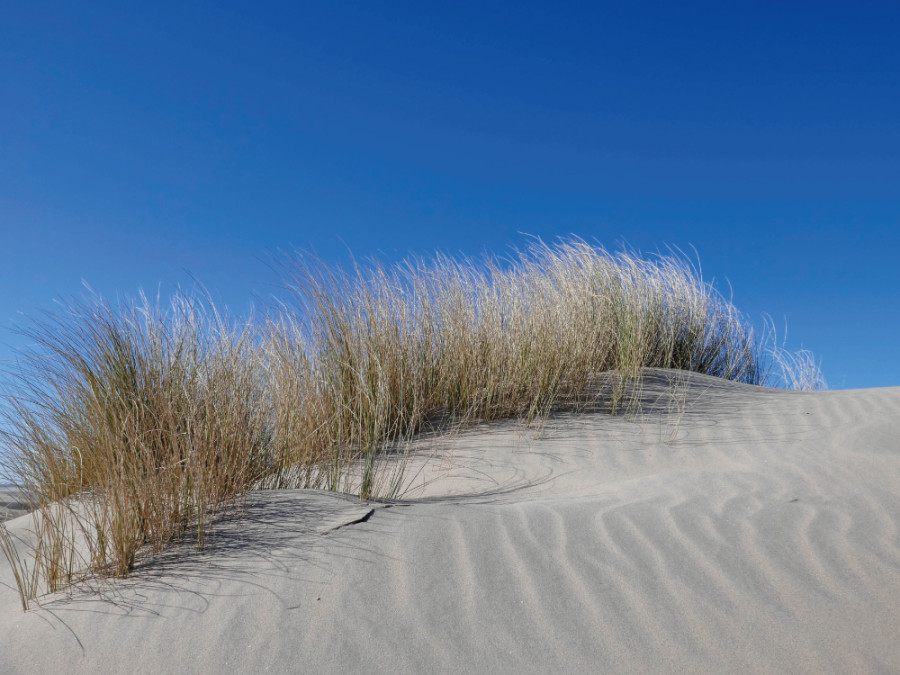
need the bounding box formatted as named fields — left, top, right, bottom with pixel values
left=1, top=292, right=268, bottom=605
left=0, top=237, right=822, bottom=608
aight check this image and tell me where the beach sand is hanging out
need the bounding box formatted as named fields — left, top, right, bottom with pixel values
left=2, top=369, right=899, bottom=673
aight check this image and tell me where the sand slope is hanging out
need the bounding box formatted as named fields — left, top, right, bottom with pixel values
left=2, top=370, right=899, bottom=673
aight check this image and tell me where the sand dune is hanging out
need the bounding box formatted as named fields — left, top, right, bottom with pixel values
left=2, top=370, right=899, bottom=673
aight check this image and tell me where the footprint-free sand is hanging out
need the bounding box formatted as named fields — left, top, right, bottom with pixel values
left=2, top=369, right=899, bottom=673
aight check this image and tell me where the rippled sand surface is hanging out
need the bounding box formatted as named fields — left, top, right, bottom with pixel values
left=2, top=370, right=899, bottom=673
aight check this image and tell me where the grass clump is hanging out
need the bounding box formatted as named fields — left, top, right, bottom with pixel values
left=1, top=237, right=823, bottom=607
left=1, top=291, right=268, bottom=603
left=261, top=239, right=768, bottom=492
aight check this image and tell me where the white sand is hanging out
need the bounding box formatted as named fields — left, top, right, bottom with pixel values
left=2, top=369, right=899, bottom=673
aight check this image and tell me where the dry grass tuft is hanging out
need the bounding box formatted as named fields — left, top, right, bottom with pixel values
left=1, top=291, right=269, bottom=605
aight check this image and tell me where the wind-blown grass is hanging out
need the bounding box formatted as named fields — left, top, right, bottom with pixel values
left=1, top=237, right=823, bottom=607
left=1, top=292, right=269, bottom=603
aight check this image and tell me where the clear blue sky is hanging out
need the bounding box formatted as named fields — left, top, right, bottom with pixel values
left=1, top=1, right=898, bottom=389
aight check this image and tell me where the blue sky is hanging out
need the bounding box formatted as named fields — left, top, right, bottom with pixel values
left=1, top=1, right=898, bottom=389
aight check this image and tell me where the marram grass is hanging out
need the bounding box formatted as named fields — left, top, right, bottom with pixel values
left=0, top=238, right=823, bottom=607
